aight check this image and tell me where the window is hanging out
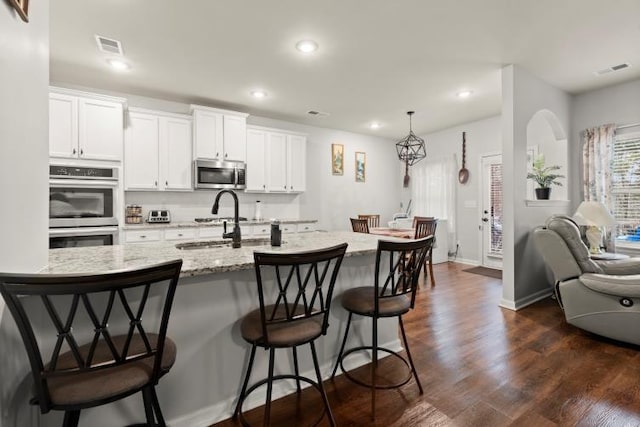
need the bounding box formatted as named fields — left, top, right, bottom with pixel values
left=612, top=133, right=640, bottom=236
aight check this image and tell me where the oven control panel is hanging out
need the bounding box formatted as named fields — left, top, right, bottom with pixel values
left=147, top=210, right=171, bottom=223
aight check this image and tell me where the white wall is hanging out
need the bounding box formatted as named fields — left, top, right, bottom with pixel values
left=571, top=78, right=640, bottom=207
left=0, top=2, right=50, bottom=426
left=501, top=65, right=572, bottom=310
left=404, top=116, right=502, bottom=263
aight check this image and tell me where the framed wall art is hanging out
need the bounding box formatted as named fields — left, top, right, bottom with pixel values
left=8, top=0, right=29, bottom=22
left=331, top=143, right=344, bottom=175
left=355, top=152, right=366, bottom=182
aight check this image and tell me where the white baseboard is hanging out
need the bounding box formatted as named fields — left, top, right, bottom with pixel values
left=168, top=339, right=402, bottom=427
left=449, top=257, right=479, bottom=266
left=500, top=288, right=552, bottom=311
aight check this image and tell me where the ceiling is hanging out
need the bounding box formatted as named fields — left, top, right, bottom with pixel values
left=50, top=0, right=640, bottom=139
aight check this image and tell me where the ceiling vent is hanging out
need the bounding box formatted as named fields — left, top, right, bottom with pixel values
left=594, top=63, right=631, bottom=76
left=95, top=35, right=124, bottom=55
left=307, top=110, right=330, bottom=118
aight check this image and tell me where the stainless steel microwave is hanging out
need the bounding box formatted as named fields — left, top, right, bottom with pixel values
left=194, top=160, right=246, bottom=190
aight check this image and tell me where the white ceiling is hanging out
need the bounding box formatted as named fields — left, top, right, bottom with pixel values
left=50, top=0, right=640, bottom=138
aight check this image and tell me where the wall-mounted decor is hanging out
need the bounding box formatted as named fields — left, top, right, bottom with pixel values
left=355, top=152, right=366, bottom=182
left=332, top=143, right=344, bottom=175
left=458, top=131, right=469, bottom=184
left=8, top=0, right=29, bottom=22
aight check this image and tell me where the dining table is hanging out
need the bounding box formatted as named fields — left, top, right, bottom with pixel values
left=369, top=227, right=415, bottom=239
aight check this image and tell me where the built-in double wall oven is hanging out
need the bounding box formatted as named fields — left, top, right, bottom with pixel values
left=49, top=164, right=120, bottom=248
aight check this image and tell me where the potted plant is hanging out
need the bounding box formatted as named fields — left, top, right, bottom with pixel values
left=527, top=154, right=564, bottom=200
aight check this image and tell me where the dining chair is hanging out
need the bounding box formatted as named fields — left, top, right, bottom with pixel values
left=358, top=214, right=380, bottom=228
left=0, top=259, right=183, bottom=427
left=331, top=237, right=433, bottom=420
left=233, top=244, right=348, bottom=426
left=414, top=217, right=438, bottom=286
left=412, top=216, right=434, bottom=228
left=350, top=217, right=370, bottom=233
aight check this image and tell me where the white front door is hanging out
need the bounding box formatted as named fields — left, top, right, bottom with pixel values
left=480, top=154, right=503, bottom=269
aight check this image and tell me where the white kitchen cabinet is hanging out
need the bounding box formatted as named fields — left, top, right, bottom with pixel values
left=287, top=135, right=306, bottom=192
left=125, top=112, right=160, bottom=190
left=160, top=117, right=192, bottom=190
left=246, top=129, right=267, bottom=191
left=267, top=132, right=288, bottom=192
left=49, top=89, right=125, bottom=161
left=191, top=105, right=248, bottom=162
left=246, top=126, right=307, bottom=194
left=124, top=229, right=162, bottom=243
left=164, top=228, right=197, bottom=241
left=125, top=108, right=192, bottom=191
left=297, top=222, right=316, bottom=233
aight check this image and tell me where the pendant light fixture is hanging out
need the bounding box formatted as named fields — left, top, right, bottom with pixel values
left=396, top=111, right=426, bottom=187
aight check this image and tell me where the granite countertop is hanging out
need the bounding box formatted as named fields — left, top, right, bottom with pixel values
left=122, top=218, right=318, bottom=230
left=45, top=231, right=397, bottom=277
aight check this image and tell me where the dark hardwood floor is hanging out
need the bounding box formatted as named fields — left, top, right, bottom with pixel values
left=213, top=262, right=640, bottom=426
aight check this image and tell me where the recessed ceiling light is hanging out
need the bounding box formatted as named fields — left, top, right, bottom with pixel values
left=296, top=40, right=318, bottom=53
left=370, top=122, right=381, bottom=130
left=250, top=90, right=267, bottom=99
left=107, top=59, right=130, bottom=71
left=457, top=90, right=473, bottom=98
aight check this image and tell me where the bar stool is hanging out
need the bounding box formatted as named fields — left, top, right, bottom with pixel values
left=0, top=259, right=183, bottom=427
left=414, top=217, right=438, bottom=286
left=350, top=217, right=370, bottom=233
left=234, top=243, right=348, bottom=426
left=331, top=237, right=433, bottom=419
left=358, top=214, right=380, bottom=228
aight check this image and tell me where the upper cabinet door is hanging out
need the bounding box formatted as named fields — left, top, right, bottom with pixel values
left=49, top=93, right=78, bottom=159
left=246, top=129, right=267, bottom=191
left=79, top=98, right=123, bottom=161
left=124, top=112, right=159, bottom=190
left=193, top=110, right=223, bottom=160
left=160, top=117, right=192, bottom=190
left=223, top=115, right=247, bottom=162
left=267, top=132, right=288, bottom=192
left=288, top=135, right=306, bottom=192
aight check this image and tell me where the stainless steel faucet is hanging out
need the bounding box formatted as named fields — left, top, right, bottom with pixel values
left=211, top=190, right=242, bottom=248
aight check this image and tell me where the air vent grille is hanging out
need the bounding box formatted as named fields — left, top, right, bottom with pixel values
left=95, top=35, right=124, bottom=55
left=595, top=63, right=631, bottom=76
left=307, top=110, right=330, bottom=118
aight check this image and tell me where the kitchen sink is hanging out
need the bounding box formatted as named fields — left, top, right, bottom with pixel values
left=175, top=238, right=283, bottom=250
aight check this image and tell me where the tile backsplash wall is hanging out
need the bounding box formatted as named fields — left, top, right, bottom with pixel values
left=124, top=191, right=301, bottom=222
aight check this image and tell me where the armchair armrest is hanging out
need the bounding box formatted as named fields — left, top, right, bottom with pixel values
left=597, top=258, right=640, bottom=275
left=580, top=273, right=640, bottom=297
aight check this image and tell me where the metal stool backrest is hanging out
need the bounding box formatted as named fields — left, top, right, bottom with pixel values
left=350, top=218, right=370, bottom=233
left=0, top=259, right=182, bottom=414
left=358, top=214, right=380, bottom=228
left=253, top=244, right=347, bottom=345
left=375, top=237, right=433, bottom=310
left=414, top=218, right=438, bottom=240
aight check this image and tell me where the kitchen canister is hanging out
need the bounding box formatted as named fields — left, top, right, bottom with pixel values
left=270, top=221, right=281, bottom=246
left=254, top=200, right=263, bottom=221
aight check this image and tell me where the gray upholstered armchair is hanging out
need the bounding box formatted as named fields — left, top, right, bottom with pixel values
left=533, top=215, right=640, bottom=345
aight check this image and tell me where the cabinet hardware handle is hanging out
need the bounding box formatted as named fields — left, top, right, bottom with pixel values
left=80, top=148, right=83, bottom=155
left=72, top=148, right=76, bottom=155
left=166, top=181, right=168, bottom=186
left=284, top=185, right=286, bottom=189
left=155, top=181, right=158, bottom=186
left=216, top=152, right=219, bottom=157
left=263, top=184, right=265, bottom=189
left=140, top=235, right=146, bottom=239
left=178, top=233, right=183, bottom=237
left=290, top=186, right=293, bottom=190
left=225, top=153, right=228, bottom=157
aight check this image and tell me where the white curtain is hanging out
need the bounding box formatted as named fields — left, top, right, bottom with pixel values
left=411, top=154, right=456, bottom=250
left=582, top=124, right=616, bottom=207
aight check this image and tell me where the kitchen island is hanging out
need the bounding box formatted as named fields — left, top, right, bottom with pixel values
left=8, top=231, right=404, bottom=427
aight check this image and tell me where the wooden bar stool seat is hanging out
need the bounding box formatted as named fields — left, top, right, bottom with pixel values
left=0, top=259, right=183, bottom=427
left=331, top=237, right=433, bottom=420
left=233, top=244, right=348, bottom=427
